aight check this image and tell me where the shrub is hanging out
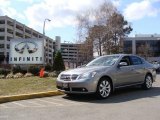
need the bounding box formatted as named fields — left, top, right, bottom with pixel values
left=14, top=73, right=23, bottom=78
left=0, top=75, right=5, bottom=79
left=45, top=64, right=52, bottom=71
left=6, top=73, right=14, bottom=79
left=53, top=51, right=65, bottom=72
left=24, top=72, right=33, bottom=77
left=29, top=66, right=40, bottom=76
left=0, top=68, right=10, bottom=76
left=48, top=71, right=57, bottom=77
left=12, top=65, right=27, bottom=74
left=12, top=66, right=21, bottom=74
left=43, top=71, right=49, bottom=77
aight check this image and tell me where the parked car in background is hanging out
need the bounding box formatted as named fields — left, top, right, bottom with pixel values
left=152, top=61, right=160, bottom=73
left=56, top=54, right=156, bottom=99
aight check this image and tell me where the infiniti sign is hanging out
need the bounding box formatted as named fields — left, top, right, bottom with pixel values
left=14, top=41, right=38, bottom=54
left=9, top=39, right=45, bottom=64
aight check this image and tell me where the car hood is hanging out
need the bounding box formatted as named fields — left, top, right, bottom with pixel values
left=61, top=66, right=111, bottom=75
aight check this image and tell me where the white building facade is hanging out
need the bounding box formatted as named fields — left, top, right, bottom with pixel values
left=0, top=16, right=93, bottom=68
left=0, top=16, right=54, bottom=64
left=124, top=34, right=160, bottom=62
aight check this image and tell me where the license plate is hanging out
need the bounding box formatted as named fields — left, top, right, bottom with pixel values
left=62, top=83, right=68, bottom=88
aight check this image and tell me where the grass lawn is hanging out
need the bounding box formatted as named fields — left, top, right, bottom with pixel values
left=0, top=77, right=57, bottom=96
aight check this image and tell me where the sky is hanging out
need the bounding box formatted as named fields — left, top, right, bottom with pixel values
left=0, top=0, right=160, bottom=43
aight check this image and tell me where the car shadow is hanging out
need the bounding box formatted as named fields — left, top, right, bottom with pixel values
left=62, top=86, right=160, bottom=104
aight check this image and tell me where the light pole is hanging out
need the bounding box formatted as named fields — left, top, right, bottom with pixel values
left=64, top=41, right=70, bottom=68
left=43, top=18, right=51, bottom=67
left=43, top=18, right=51, bottom=36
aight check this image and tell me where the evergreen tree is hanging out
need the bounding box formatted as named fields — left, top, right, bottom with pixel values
left=53, top=51, right=65, bottom=72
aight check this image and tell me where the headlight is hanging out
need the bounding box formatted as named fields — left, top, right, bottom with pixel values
left=78, top=72, right=97, bottom=80
left=57, top=73, right=61, bottom=80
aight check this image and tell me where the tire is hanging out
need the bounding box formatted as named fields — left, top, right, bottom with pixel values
left=66, top=93, right=74, bottom=96
left=142, top=74, right=153, bottom=90
left=96, top=78, right=112, bottom=99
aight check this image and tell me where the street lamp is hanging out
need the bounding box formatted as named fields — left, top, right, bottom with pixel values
left=64, top=41, right=70, bottom=68
left=43, top=18, right=51, bottom=36
left=43, top=18, right=51, bottom=66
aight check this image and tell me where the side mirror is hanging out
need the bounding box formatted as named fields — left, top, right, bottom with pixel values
left=77, top=64, right=86, bottom=68
left=118, top=62, right=128, bottom=67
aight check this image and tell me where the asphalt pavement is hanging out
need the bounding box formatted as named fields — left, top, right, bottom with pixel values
left=0, top=75, right=160, bottom=120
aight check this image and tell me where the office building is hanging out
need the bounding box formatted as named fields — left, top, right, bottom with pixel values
left=0, top=16, right=54, bottom=64
left=124, top=34, right=160, bottom=62
left=0, top=16, right=93, bottom=68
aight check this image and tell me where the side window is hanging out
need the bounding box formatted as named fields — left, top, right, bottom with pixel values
left=130, top=56, right=142, bottom=65
left=120, top=56, right=131, bottom=66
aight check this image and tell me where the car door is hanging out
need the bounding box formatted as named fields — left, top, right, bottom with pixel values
left=115, top=56, right=136, bottom=87
left=129, top=56, right=146, bottom=83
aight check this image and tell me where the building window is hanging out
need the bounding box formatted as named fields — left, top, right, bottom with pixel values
left=7, top=36, right=12, bottom=41
left=124, top=41, right=132, bottom=54
left=0, top=36, right=4, bottom=40
left=136, top=40, right=160, bottom=57
left=0, top=52, right=4, bottom=55
left=7, top=44, right=10, bottom=49
left=0, top=28, right=5, bottom=32
left=0, top=20, right=5, bottom=24
left=0, top=44, right=4, bottom=48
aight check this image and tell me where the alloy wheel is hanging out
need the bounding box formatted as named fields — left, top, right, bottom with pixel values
left=145, top=75, right=152, bottom=89
left=98, top=79, right=111, bottom=98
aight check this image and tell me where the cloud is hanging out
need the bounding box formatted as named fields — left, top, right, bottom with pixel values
left=123, top=0, right=160, bottom=21
left=24, top=0, right=120, bottom=31
left=112, top=0, right=121, bottom=7
left=0, top=0, right=25, bottom=20
left=15, top=0, right=42, bottom=4
left=0, top=0, right=10, bottom=7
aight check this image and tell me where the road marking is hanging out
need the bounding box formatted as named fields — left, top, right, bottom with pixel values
left=0, top=115, right=8, bottom=119
left=36, top=99, right=64, bottom=106
left=47, top=98, right=82, bottom=105
left=26, top=101, right=45, bottom=107
left=0, top=104, right=9, bottom=108
left=12, top=102, right=26, bottom=107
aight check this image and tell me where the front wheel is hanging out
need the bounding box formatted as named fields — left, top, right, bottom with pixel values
left=96, top=78, right=112, bottom=99
left=142, top=74, right=153, bottom=90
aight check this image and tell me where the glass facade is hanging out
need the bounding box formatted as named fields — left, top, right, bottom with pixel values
left=123, top=41, right=132, bottom=54
left=136, top=40, right=160, bottom=57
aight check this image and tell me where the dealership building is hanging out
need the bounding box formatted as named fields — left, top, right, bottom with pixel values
left=0, top=16, right=90, bottom=67
left=124, top=34, right=160, bottom=62
left=0, top=16, right=56, bottom=64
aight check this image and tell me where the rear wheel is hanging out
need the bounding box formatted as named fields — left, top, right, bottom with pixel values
left=66, top=93, right=75, bottom=97
left=142, top=74, right=153, bottom=90
left=96, top=78, right=112, bottom=99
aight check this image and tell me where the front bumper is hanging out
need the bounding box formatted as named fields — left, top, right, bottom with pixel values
left=56, top=78, right=97, bottom=94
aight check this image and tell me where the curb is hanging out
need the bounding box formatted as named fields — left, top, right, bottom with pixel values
left=0, top=90, right=64, bottom=104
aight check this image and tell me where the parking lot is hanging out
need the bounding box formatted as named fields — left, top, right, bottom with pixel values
left=0, top=75, right=160, bottom=120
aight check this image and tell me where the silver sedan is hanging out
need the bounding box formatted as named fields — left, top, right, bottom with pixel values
left=56, top=54, right=156, bottom=99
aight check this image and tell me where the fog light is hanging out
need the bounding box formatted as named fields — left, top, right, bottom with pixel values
left=82, top=88, right=86, bottom=91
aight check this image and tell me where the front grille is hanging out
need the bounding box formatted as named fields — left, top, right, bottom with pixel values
left=72, top=88, right=88, bottom=92
left=57, top=86, right=88, bottom=92
left=60, top=74, right=79, bottom=81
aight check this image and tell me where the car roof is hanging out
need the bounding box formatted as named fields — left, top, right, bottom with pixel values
left=102, top=54, right=134, bottom=57
left=102, top=54, right=145, bottom=59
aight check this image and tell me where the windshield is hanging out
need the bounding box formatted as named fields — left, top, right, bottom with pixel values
left=86, top=55, right=120, bottom=66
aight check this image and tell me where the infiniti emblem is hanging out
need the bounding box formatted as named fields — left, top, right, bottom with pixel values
left=14, top=41, right=38, bottom=54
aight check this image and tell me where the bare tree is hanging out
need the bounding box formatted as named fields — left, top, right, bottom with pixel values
left=105, top=12, right=132, bottom=54
left=76, top=0, right=132, bottom=57
left=77, top=38, right=93, bottom=65
left=137, top=43, right=152, bottom=59
left=76, top=1, right=115, bottom=56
